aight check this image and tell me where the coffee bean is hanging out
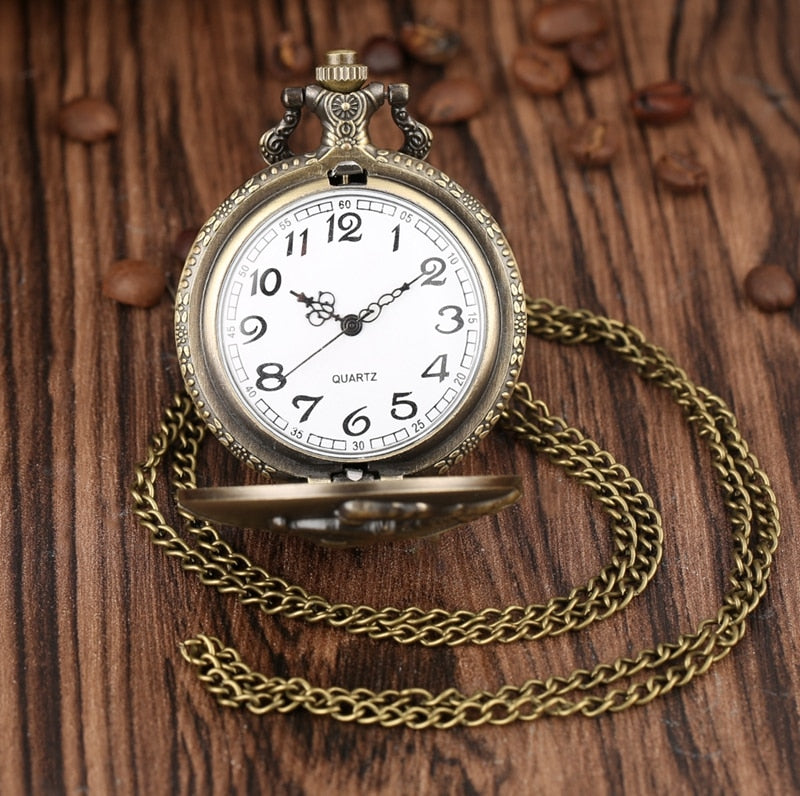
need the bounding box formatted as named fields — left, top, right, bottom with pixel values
left=399, top=20, right=461, bottom=65
left=513, top=44, right=572, bottom=95
left=530, top=1, right=607, bottom=45
left=630, top=80, right=694, bottom=124
left=654, top=152, right=708, bottom=192
left=744, top=264, right=797, bottom=312
left=270, top=32, right=313, bottom=77
left=103, top=259, right=166, bottom=308
left=417, top=78, right=484, bottom=124
left=362, top=36, right=404, bottom=74
left=171, top=227, right=200, bottom=263
left=568, top=32, right=615, bottom=74
left=567, top=119, right=618, bottom=167
left=58, top=97, right=120, bottom=142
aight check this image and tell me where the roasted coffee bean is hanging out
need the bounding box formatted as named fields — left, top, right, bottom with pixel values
left=171, top=227, right=200, bottom=263
left=58, top=97, right=120, bottom=142
left=513, top=44, right=572, bottom=95
left=103, top=259, right=166, bottom=308
left=630, top=80, right=694, bottom=124
left=399, top=20, right=460, bottom=65
left=530, top=1, right=607, bottom=45
left=567, top=119, right=618, bottom=166
left=744, top=264, right=797, bottom=312
left=362, top=36, right=404, bottom=74
left=270, top=32, right=313, bottom=77
left=654, top=151, right=708, bottom=192
left=417, top=78, right=484, bottom=124
left=568, top=33, right=615, bottom=74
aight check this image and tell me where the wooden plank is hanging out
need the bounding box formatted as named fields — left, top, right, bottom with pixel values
left=1, top=0, right=798, bottom=792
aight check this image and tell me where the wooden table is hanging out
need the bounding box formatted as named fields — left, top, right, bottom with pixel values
left=2, top=1, right=798, bottom=792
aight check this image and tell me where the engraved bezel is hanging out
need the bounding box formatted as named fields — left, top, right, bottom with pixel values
left=176, top=147, right=526, bottom=481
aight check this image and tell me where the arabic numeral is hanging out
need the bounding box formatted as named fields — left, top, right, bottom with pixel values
left=343, top=406, right=371, bottom=436
left=250, top=268, right=282, bottom=296
left=285, top=228, right=308, bottom=256
left=255, top=362, right=286, bottom=391
left=421, top=354, right=449, bottom=383
left=239, top=314, right=267, bottom=343
left=435, top=305, right=464, bottom=334
left=291, top=394, right=323, bottom=422
left=420, top=257, right=446, bottom=286
left=327, top=212, right=362, bottom=243
left=390, top=392, right=417, bottom=420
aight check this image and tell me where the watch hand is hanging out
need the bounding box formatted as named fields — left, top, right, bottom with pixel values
left=358, top=272, right=425, bottom=324
left=290, top=289, right=342, bottom=325
left=285, top=326, right=348, bottom=379
left=285, top=272, right=423, bottom=379
left=284, top=304, right=382, bottom=380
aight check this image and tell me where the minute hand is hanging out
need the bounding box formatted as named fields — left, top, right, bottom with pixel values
left=358, top=272, right=425, bottom=324
left=285, top=273, right=423, bottom=379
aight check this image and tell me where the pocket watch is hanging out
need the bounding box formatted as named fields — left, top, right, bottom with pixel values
left=175, top=50, right=527, bottom=545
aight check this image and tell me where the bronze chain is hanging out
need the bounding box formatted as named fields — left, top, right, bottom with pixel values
left=131, top=297, right=780, bottom=728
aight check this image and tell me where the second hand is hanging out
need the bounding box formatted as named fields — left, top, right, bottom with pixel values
left=284, top=327, right=348, bottom=379
left=284, top=267, right=425, bottom=379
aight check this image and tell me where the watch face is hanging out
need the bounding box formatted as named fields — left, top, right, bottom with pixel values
left=213, top=183, right=489, bottom=465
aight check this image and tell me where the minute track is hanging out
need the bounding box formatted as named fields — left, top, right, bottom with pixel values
left=217, top=184, right=489, bottom=463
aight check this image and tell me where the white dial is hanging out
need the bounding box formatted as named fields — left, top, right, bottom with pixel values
left=215, top=184, right=489, bottom=464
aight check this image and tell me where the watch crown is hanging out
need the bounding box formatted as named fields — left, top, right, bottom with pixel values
left=316, top=50, right=368, bottom=92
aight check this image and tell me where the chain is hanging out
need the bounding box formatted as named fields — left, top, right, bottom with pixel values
left=131, top=297, right=780, bottom=728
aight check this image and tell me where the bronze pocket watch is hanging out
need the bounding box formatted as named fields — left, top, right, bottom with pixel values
left=175, top=50, right=527, bottom=545
left=134, top=49, right=779, bottom=725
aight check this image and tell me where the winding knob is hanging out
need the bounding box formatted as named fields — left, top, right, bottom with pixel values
left=316, top=50, right=368, bottom=93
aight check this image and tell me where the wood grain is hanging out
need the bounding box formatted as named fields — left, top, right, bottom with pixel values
left=1, top=0, right=799, bottom=792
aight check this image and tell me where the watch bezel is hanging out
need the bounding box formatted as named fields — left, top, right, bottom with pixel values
left=176, top=148, right=526, bottom=480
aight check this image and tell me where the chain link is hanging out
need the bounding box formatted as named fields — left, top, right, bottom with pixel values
left=131, top=297, right=780, bottom=728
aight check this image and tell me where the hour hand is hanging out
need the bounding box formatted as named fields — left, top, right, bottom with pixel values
left=290, top=290, right=341, bottom=326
